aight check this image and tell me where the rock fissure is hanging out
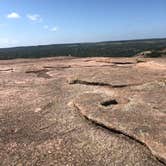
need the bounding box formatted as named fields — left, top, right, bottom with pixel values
left=0, top=68, right=13, bottom=72
left=112, top=62, right=135, bottom=65
left=26, top=69, right=52, bottom=79
left=69, top=79, right=130, bottom=88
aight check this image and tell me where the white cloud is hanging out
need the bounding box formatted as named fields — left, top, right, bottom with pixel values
left=50, top=26, right=58, bottom=32
left=43, top=25, right=59, bottom=32
left=27, top=14, right=42, bottom=22
left=7, top=12, right=20, bottom=19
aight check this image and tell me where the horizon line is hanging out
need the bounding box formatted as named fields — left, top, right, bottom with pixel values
left=0, top=37, right=166, bottom=49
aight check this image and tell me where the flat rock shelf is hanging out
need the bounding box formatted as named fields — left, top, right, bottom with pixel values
left=0, top=57, right=166, bottom=166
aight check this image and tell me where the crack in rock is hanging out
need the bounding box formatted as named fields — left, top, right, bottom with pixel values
left=69, top=79, right=140, bottom=88
left=112, top=62, right=135, bottom=65
left=0, top=68, right=13, bottom=72
left=73, top=93, right=166, bottom=165
left=43, top=65, right=71, bottom=69
left=25, top=69, right=52, bottom=79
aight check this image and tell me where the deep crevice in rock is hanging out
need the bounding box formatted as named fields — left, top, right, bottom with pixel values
left=69, top=79, right=128, bottom=88
left=101, top=99, right=118, bottom=107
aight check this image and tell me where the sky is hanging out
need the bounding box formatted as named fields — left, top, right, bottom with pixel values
left=0, top=0, right=166, bottom=48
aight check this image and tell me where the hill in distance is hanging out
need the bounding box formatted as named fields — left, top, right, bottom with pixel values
left=0, top=38, right=166, bottom=60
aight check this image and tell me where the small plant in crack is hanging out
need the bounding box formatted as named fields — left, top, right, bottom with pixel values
left=101, top=99, right=118, bottom=107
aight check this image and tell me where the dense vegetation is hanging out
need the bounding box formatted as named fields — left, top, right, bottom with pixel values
left=0, top=38, right=166, bottom=60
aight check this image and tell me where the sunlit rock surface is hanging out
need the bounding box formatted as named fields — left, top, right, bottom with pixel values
left=0, top=57, right=165, bottom=165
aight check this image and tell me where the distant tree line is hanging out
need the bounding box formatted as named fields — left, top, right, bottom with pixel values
left=0, top=38, right=166, bottom=60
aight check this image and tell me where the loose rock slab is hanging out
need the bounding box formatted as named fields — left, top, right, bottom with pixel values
left=73, top=81, right=166, bottom=164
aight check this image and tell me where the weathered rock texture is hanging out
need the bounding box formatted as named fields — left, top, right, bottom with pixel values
left=0, top=57, right=165, bottom=165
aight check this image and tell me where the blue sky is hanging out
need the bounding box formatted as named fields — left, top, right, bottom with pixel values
left=0, top=0, right=166, bottom=48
